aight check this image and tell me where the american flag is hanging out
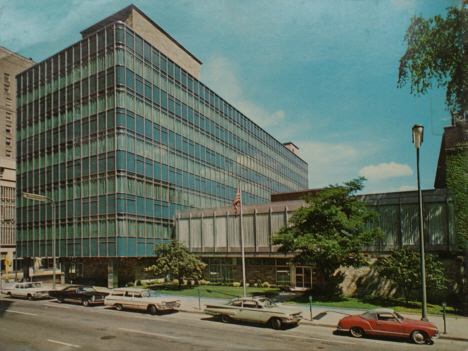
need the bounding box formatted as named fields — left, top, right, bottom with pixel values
left=234, top=184, right=241, bottom=215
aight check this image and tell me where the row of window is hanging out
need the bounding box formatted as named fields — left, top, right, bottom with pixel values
left=17, top=78, right=307, bottom=186
left=18, top=23, right=308, bottom=176
left=18, top=101, right=305, bottom=191
left=18, top=219, right=173, bottom=239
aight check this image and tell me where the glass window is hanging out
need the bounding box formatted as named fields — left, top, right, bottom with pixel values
left=126, top=31, right=134, bottom=49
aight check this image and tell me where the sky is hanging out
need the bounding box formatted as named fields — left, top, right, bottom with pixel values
left=0, top=0, right=462, bottom=194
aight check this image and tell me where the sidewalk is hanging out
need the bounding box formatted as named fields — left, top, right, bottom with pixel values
left=166, top=293, right=468, bottom=342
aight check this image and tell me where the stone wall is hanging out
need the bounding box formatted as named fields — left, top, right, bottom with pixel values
left=339, top=255, right=465, bottom=307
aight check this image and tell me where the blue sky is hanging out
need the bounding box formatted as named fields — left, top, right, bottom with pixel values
left=0, top=0, right=461, bottom=194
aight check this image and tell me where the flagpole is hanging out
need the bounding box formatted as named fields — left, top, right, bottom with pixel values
left=239, top=181, right=246, bottom=297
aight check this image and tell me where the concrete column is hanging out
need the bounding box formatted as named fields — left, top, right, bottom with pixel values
left=201, top=213, right=204, bottom=252
left=107, top=258, right=118, bottom=289
left=290, top=264, right=296, bottom=287
left=213, top=212, right=217, bottom=252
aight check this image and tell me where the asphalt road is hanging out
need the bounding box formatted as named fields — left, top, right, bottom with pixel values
left=0, top=297, right=467, bottom=351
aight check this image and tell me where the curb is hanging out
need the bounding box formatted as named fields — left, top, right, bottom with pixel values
left=178, top=309, right=467, bottom=342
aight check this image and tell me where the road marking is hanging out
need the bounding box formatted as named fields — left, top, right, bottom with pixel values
left=280, top=334, right=355, bottom=345
left=119, top=328, right=180, bottom=339
left=47, top=339, right=80, bottom=348
left=43, top=303, right=70, bottom=309
left=6, top=310, right=37, bottom=316
left=137, top=316, right=178, bottom=323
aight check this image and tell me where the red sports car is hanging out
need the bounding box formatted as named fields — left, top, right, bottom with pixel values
left=337, top=308, right=439, bottom=344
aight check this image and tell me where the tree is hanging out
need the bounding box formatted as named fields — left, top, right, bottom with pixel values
left=271, top=178, right=384, bottom=294
left=376, top=249, right=451, bottom=304
left=398, top=4, right=468, bottom=251
left=145, top=239, right=207, bottom=290
left=398, top=1, right=468, bottom=120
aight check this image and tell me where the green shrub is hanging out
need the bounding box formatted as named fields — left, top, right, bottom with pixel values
left=198, top=279, right=207, bottom=285
left=262, top=282, right=270, bottom=288
left=135, top=280, right=142, bottom=286
left=249, top=279, right=255, bottom=285
left=172, top=279, right=179, bottom=285
left=127, top=281, right=134, bottom=287
left=233, top=282, right=241, bottom=287
left=257, top=279, right=262, bottom=285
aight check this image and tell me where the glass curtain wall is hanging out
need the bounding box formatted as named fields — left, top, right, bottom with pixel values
left=16, top=22, right=308, bottom=259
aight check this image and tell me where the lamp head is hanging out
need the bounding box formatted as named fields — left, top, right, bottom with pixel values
left=412, top=124, right=424, bottom=148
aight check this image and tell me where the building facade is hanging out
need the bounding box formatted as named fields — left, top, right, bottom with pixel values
left=175, top=189, right=456, bottom=289
left=0, top=46, right=35, bottom=274
left=15, top=6, right=308, bottom=286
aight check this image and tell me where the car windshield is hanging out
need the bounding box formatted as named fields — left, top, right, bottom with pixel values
left=258, top=298, right=277, bottom=308
left=82, top=286, right=97, bottom=292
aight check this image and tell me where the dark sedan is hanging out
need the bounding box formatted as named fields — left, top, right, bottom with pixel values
left=49, top=285, right=108, bottom=306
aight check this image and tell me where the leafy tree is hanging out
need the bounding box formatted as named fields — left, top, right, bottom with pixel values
left=145, top=239, right=207, bottom=290
left=398, top=4, right=468, bottom=251
left=398, top=1, right=468, bottom=119
left=376, top=249, right=451, bottom=304
left=271, top=178, right=384, bottom=294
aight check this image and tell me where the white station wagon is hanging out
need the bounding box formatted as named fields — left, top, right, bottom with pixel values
left=1, top=282, right=51, bottom=300
left=104, top=288, right=181, bottom=315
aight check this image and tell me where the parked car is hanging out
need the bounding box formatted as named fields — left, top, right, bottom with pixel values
left=337, top=308, right=439, bottom=344
left=104, top=288, right=181, bottom=315
left=1, top=282, right=51, bottom=300
left=48, top=285, right=108, bottom=306
left=204, top=297, right=302, bottom=330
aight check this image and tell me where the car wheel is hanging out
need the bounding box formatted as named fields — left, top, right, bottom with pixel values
left=27, top=294, right=35, bottom=301
left=148, top=305, right=158, bottom=315
left=7, top=292, right=12, bottom=298
left=82, top=299, right=90, bottom=307
left=411, top=330, right=428, bottom=344
left=115, top=304, right=123, bottom=311
left=350, top=327, right=365, bottom=338
left=270, top=317, right=283, bottom=330
left=221, top=314, right=232, bottom=323
left=56, top=297, right=63, bottom=303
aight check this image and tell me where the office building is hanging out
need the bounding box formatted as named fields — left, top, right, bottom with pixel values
left=15, top=5, right=308, bottom=286
left=0, top=46, right=35, bottom=275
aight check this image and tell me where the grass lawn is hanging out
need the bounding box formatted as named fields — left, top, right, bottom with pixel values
left=141, top=284, right=461, bottom=316
left=287, top=295, right=459, bottom=316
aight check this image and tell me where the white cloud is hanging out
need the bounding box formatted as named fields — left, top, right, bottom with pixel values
left=202, top=56, right=286, bottom=129
left=295, top=141, right=376, bottom=188
left=359, top=162, right=413, bottom=180
left=298, top=141, right=358, bottom=163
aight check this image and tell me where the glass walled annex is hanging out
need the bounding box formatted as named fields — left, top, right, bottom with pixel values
left=15, top=22, right=309, bottom=260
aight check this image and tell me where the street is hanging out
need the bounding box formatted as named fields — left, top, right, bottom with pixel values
left=0, top=297, right=467, bottom=351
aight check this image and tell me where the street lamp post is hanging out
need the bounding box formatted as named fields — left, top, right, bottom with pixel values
left=412, top=124, right=428, bottom=321
left=22, top=192, right=56, bottom=289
